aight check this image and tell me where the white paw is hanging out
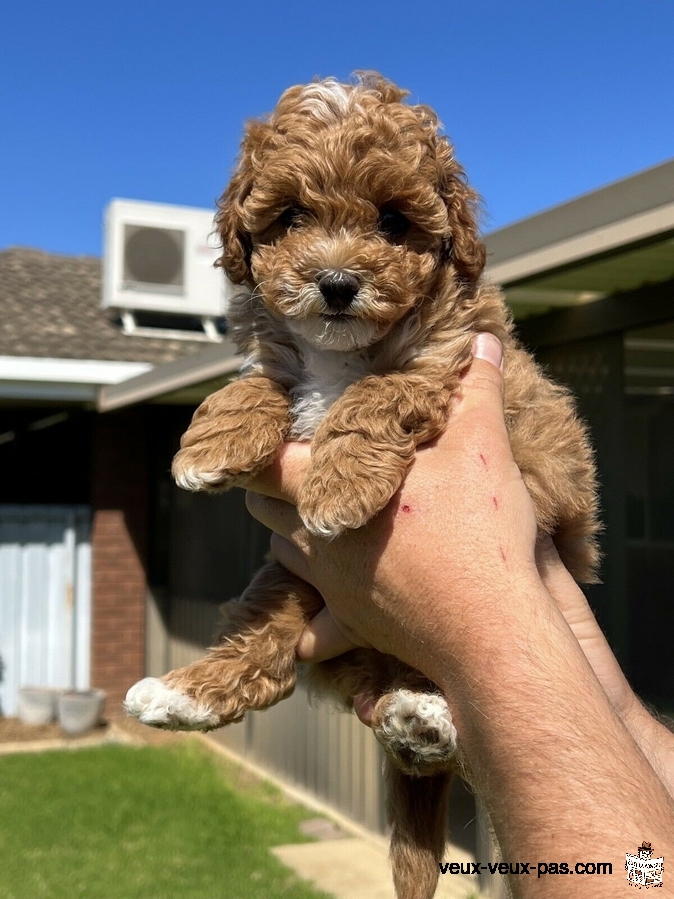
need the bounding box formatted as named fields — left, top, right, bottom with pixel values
left=174, top=466, right=227, bottom=492
left=299, top=512, right=345, bottom=540
left=376, top=690, right=457, bottom=767
left=124, top=677, right=220, bottom=731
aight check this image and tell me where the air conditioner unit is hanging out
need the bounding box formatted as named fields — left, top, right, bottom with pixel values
left=103, top=199, right=233, bottom=335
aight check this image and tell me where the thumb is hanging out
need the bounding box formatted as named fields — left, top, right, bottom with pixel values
left=470, top=332, right=504, bottom=377
left=460, top=332, right=505, bottom=401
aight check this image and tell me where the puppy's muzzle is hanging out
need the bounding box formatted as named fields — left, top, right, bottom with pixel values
left=318, top=269, right=360, bottom=313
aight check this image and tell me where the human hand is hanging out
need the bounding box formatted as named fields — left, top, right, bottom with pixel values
left=245, top=333, right=543, bottom=689
left=247, top=346, right=638, bottom=719
left=258, top=465, right=643, bottom=730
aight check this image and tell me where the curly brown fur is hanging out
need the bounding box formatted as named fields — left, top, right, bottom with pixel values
left=129, top=72, right=600, bottom=899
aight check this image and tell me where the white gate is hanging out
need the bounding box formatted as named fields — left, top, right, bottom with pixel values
left=0, top=506, right=91, bottom=717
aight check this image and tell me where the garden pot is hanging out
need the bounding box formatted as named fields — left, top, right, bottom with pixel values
left=58, top=690, right=106, bottom=735
left=18, top=687, right=58, bottom=725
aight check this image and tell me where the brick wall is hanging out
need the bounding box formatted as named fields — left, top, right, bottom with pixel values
left=91, top=409, right=148, bottom=716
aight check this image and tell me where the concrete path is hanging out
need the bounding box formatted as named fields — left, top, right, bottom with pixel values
left=273, top=835, right=477, bottom=899
left=0, top=722, right=137, bottom=755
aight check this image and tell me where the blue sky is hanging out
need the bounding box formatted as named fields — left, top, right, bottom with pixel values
left=2, top=1, right=672, bottom=257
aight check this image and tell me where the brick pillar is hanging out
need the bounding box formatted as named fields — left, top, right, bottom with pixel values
left=91, top=409, right=148, bottom=716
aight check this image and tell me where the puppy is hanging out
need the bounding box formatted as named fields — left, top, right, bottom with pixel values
left=125, top=73, right=599, bottom=899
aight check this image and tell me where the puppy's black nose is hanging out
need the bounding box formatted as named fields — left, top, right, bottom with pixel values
left=318, top=270, right=360, bottom=312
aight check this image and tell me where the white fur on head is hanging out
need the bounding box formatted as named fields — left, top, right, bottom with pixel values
left=287, top=314, right=386, bottom=352
left=296, top=79, right=356, bottom=124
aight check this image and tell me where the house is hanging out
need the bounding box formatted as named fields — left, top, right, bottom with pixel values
left=1, top=158, right=673, bottom=874
left=0, top=244, right=220, bottom=716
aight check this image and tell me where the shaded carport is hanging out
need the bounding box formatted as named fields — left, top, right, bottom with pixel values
left=486, top=157, right=674, bottom=708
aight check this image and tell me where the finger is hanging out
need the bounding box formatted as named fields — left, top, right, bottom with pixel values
left=296, top=607, right=361, bottom=662
left=536, top=536, right=592, bottom=624
left=536, top=536, right=577, bottom=602
left=269, top=533, right=313, bottom=582
left=244, top=441, right=311, bottom=501
left=536, top=536, right=576, bottom=598
left=535, top=532, right=560, bottom=575
left=353, top=693, right=376, bottom=727
left=245, top=491, right=304, bottom=539
left=471, top=332, right=504, bottom=373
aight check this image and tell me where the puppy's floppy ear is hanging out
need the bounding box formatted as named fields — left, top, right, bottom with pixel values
left=436, top=139, right=486, bottom=285
left=214, top=138, right=256, bottom=285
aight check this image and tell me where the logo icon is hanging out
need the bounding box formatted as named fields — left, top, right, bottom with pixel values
left=626, top=842, right=664, bottom=889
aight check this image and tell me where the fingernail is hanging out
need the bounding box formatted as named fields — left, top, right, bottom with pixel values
left=472, top=333, right=504, bottom=371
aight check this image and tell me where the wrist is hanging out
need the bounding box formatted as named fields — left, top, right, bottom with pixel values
left=421, top=573, right=550, bottom=686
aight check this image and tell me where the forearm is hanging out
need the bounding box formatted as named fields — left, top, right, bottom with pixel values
left=424, top=580, right=674, bottom=898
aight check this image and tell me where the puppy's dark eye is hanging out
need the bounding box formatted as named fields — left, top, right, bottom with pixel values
left=378, top=208, right=410, bottom=240
left=278, top=205, right=309, bottom=229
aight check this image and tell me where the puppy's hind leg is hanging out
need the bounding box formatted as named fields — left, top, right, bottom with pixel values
left=375, top=677, right=457, bottom=899
left=124, top=561, right=323, bottom=730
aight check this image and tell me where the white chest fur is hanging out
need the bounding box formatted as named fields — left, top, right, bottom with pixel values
left=289, top=343, right=372, bottom=440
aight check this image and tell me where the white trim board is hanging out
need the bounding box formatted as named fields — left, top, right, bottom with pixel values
left=0, top=356, right=153, bottom=385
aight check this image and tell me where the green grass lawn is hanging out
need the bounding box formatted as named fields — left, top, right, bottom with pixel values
left=0, top=741, right=332, bottom=899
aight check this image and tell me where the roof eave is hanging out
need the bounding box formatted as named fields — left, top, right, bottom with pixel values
left=485, top=198, right=674, bottom=288
left=484, top=157, right=674, bottom=275
left=97, top=337, right=241, bottom=412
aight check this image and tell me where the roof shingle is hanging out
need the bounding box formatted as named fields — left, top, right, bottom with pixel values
left=0, top=247, right=213, bottom=364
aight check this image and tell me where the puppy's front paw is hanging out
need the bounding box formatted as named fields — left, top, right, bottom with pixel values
left=124, top=677, right=220, bottom=731
left=298, top=466, right=396, bottom=538
left=298, top=483, right=369, bottom=539
left=372, top=690, right=457, bottom=776
left=172, top=378, right=291, bottom=493
left=172, top=440, right=244, bottom=493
